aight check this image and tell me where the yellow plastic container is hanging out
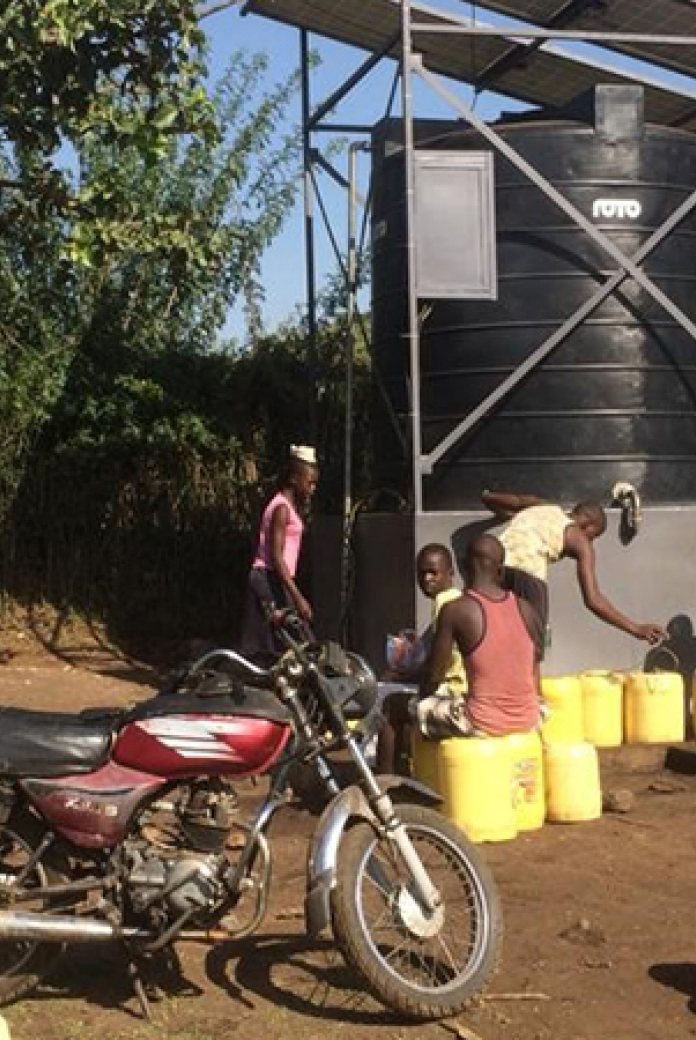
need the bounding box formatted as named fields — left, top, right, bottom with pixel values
left=544, top=741, right=602, bottom=822
left=410, top=731, right=441, bottom=794
left=438, top=737, right=517, bottom=843
left=624, top=671, right=685, bottom=744
left=540, top=675, right=584, bottom=744
left=579, top=670, right=623, bottom=747
left=504, top=731, right=545, bottom=831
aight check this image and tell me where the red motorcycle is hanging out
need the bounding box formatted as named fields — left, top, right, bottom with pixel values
left=0, top=623, right=501, bottom=1020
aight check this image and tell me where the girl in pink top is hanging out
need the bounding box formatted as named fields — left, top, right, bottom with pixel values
left=240, top=446, right=318, bottom=658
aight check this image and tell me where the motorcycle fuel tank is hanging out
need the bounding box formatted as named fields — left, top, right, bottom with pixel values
left=113, top=714, right=292, bottom=778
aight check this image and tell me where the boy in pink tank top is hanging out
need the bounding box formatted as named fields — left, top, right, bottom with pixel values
left=415, top=534, right=541, bottom=740
left=240, top=445, right=318, bottom=659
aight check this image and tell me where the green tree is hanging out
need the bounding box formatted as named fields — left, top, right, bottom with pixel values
left=44, top=50, right=304, bottom=464
left=0, top=0, right=216, bottom=518
left=0, top=0, right=213, bottom=194
left=0, top=50, right=310, bottom=634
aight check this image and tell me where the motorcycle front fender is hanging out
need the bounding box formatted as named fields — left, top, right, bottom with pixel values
left=304, top=775, right=441, bottom=939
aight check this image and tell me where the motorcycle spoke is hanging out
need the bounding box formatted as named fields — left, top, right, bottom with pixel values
left=436, top=932, right=463, bottom=976
left=384, top=940, right=428, bottom=977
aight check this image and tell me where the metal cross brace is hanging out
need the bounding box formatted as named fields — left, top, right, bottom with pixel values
left=413, top=56, right=696, bottom=474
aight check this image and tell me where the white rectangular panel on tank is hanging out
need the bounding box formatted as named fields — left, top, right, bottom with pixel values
left=413, top=151, right=497, bottom=300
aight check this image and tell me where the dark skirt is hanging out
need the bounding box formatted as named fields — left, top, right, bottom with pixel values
left=239, top=568, right=290, bottom=661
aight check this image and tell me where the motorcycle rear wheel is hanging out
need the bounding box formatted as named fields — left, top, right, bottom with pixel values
left=331, top=803, right=502, bottom=1020
left=0, top=820, right=65, bottom=1005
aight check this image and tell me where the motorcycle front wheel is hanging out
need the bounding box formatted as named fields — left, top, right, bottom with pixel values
left=331, top=803, right=502, bottom=1020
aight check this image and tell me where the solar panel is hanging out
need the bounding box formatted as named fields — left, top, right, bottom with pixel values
left=469, top=0, right=696, bottom=81
left=244, top=0, right=696, bottom=130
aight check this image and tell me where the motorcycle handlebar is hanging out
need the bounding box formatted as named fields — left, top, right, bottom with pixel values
left=188, top=648, right=271, bottom=682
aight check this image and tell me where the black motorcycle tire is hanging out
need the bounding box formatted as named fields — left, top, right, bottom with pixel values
left=330, top=803, right=502, bottom=1020
left=0, top=816, right=66, bottom=1005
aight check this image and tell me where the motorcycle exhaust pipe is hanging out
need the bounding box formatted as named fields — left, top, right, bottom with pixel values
left=0, top=911, right=149, bottom=944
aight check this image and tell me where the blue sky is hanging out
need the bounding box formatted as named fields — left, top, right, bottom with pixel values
left=201, top=2, right=696, bottom=342
left=203, top=1, right=533, bottom=340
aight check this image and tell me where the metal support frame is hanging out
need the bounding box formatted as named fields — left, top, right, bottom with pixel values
left=292, top=0, right=696, bottom=633
left=400, top=0, right=423, bottom=515
left=422, top=185, right=696, bottom=472
left=412, top=55, right=696, bottom=476
left=312, top=150, right=366, bottom=205
left=410, top=26, right=696, bottom=43
left=308, top=35, right=399, bottom=130
left=465, top=0, right=613, bottom=90
left=298, top=26, right=402, bottom=629
left=340, top=142, right=361, bottom=639
left=300, top=28, right=318, bottom=441
left=392, top=5, right=696, bottom=504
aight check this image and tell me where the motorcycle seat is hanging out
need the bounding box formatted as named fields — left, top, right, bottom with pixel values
left=0, top=708, right=113, bottom=778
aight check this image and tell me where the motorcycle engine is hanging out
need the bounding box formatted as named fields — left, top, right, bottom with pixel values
left=125, top=779, right=239, bottom=920
left=127, top=849, right=221, bottom=915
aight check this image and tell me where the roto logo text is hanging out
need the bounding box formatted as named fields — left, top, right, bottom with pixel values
left=592, top=198, right=642, bottom=220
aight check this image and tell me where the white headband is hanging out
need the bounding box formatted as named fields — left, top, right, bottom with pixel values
left=290, top=444, right=317, bottom=466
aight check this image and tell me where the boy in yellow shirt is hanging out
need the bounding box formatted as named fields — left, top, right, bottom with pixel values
left=376, top=543, right=465, bottom=774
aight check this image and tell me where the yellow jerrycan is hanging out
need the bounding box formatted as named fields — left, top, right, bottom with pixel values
left=544, top=741, right=602, bottom=822
left=579, top=670, right=623, bottom=747
left=438, top=737, right=517, bottom=843
left=410, top=730, right=441, bottom=794
left=504, top=730, right=545, bottom=831
left=624, top=670, right=685, bottom=744
left=540, top=675, right=584, bottom=744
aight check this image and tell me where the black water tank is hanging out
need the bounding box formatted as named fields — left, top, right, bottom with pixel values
left=371, top=85, right=696, bottom=508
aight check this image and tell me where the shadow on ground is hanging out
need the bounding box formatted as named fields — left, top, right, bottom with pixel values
left=31, top=933, right=400, bottom=1029
left=34, top=945, right=203, bottom=1019
left=207, top=933, right=402, bottom=1026
left=649, top=962, right=696, bottom=1014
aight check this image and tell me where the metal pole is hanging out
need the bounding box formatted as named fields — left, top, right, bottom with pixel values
left=341, top=144, right=360, bottom=638
left=300, top=28, right=318, bottom=442
left=409, top=25, right=696, bottom=44
left=400, top=0, right=423, bottom=514
left=308, top=35, right=399, bottom=129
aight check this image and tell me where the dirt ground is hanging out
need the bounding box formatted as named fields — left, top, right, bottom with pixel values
left=0, top=620, right=695, bottom=1040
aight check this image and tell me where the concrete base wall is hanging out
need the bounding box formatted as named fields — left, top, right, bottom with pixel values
left=417, top=507, right=696, bottom=678
left=312, top=508, right=696, bottom=694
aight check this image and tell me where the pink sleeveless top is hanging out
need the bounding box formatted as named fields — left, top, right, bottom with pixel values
left=253, top=492, right=304, bottom=577
left=464, top=590, right=539, bottom=736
